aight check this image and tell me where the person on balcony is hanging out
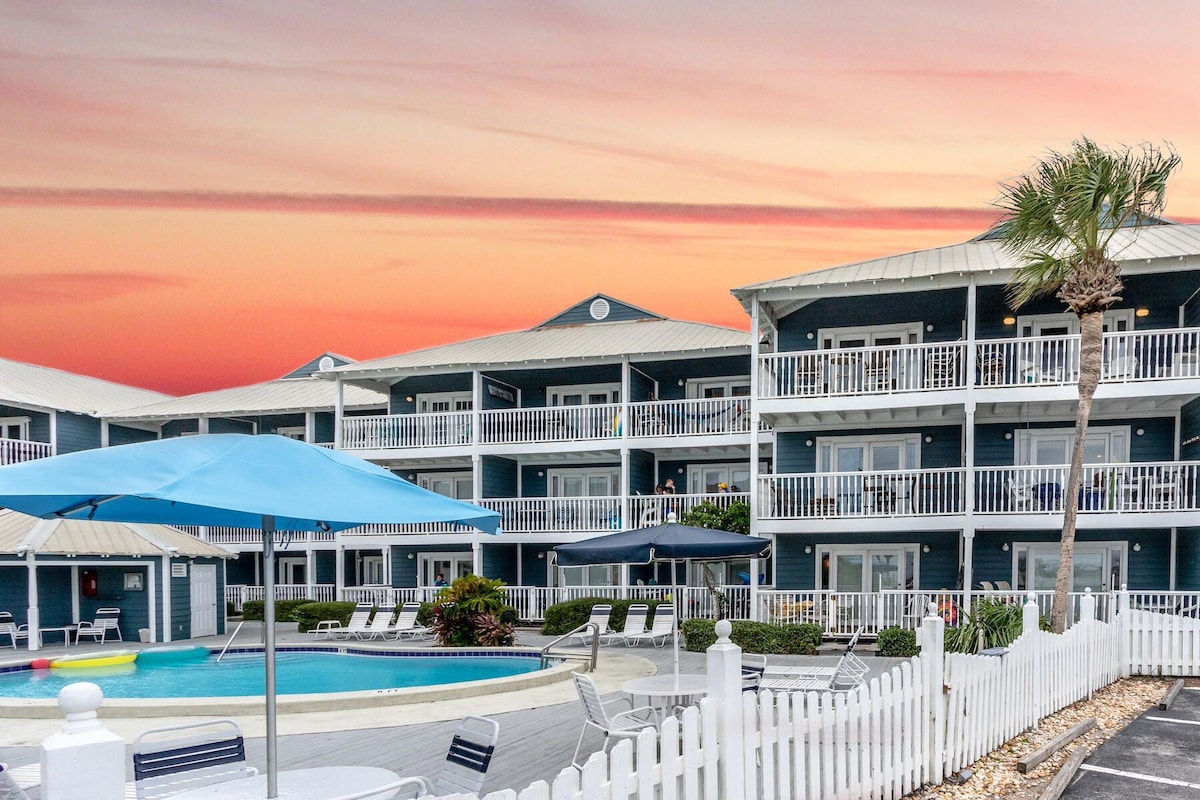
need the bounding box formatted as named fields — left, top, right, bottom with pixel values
left=663, top=479, right=676, bottom=494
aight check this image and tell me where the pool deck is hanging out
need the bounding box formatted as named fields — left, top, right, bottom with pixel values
left=0, top=624, right=903, bottom=797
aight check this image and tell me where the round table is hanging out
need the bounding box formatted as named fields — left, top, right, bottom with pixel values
left=166, top=766, right=403, bottom=800
left=622, top=673, right=709, bottom=715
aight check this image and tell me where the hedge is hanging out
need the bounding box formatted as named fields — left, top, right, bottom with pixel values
left=876, top=626, right=920, bottom=657
left=240, top=598, right=317, bottom=623
left=289, top=601, right=436, bottom=633
left=680, top=618, right=822, bottom=655
left=541, top=597, right=670, bottom=636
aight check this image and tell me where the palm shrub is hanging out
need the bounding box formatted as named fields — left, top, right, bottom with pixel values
left=430, top=575, right=517, bottom=647
left=944, top=598, right=1047, bottom=653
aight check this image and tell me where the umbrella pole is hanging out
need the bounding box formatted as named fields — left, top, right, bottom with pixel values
left=263, top=516, right=278, bottom=799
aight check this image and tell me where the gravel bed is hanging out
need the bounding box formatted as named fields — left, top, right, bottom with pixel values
left=907, top=676, right=1174, bottom=800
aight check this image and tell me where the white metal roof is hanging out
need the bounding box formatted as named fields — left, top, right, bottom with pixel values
left=323, top=318, right=750, bottom=379
left=0, top=357, right=169, bottom=416
left=108, top=377, right=387, bottom=421
left=732, top=223, right=1200, bottom=301
left=0, top=509, right=234, bottom=558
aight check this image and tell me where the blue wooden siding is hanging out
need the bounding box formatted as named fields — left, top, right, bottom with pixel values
left=538, top=296, right=660, bottom=327
left=776, top=426, right=962, bottom=474
left=628, top=450, right=655, bottom=494
left=484, top=365, right=623, bottom=410
left=108, top=424, right=157, bottom=446
left=0, top=561, right=29, bottom=624
left=0, top=406, right=50, bottom=443
left=170, top=566, right=191, bottom=640
left=773, top=531, right=959, bottom=591
left=482, top=544, right=518, bottom=583
left=1177, top=528, right=1200, bottom=591
left=975, top=417, right=1175, bottom=467
left=1183, top=400, right=1200, bottom=462
left=314, top=551, right=335, bottom=584
left=634, top=356, right=751, bottom=401
left=482, top=377, right=519, bottom=411
left=521, top=466, right=547, bottom=497
left=163, top=420, right=199, bottom=437
left=390, top=546, right=419, bottom=587
left=55, top=413, right=102, bottom=454
left=389, top=374, right=472, bottom=414
left=482, top=456, right=518, bottom=498
left=226, top=554, right=257, bottom=585
left=520, top=547, right=551, bottom=586
left=778, top=288, right=967, bottom=352
left=972, top=529, right=1168, bottom=590
left=208, top=418, right=253, bottom=434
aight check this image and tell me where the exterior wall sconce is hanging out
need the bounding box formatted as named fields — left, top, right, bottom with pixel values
left=1003, top=316, right=1017, bottom=326
left=407, top=552, right=415, bottom=559
left=677, top=379, right=685, bottom=386
left=806, top=332, right=815, bottom=340
left=922, top=544, right=931, bottom=554
left=1133, top=542, right=1142, bottom=552
left=923, top=435, right=933, bottom=443
left=1135, top=427, right=1145, bottom=436
left=1004, top=432, right=1013, bottom=440
left=925, top=324, right=934, bottom=332
left=408, top=474, right=416, bottom=480
left=537, top=471, right=544, bottom=477
left=405, top=395, right=414, bottom=402
left=537, top=551, right=545, bottom=559
left=805, top=439, right=814, bottom=447
left=678, top=468, right=685, bottom=474
left=1001, top=542, right=1010, bottom=552
left=804, top=545, right=813, bottom=554
left=1136, top=308, right=1150, bottom=318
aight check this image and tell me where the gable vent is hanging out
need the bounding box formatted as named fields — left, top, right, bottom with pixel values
left=589, top=298, right=611, bottom=321
left=317, top=356, right=335, bottom=371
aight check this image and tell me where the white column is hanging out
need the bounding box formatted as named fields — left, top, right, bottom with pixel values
left=749, top=295, right=762, bottom=621
left=963, top=277, right=978, bottom=613
left=70, top=565, right=80, bottom=631
left=99, top=421, right=109, bottom=448
left=472, top=540, right=483, bottom=576
left=334, top=545, right=345, bottom=600
left=40, top=684, right=125, bottom=800
left=25, top=550, right=39, bottom=652
left=304, top=411, right=315, bottom=443
left=333, top=377, right=345, bottom=449
left=197, top=417, right=209, bottom=435
left=620, top=357, right=631, bottom=534
left=305, top=549, right=315, bottom=601
left=918, top=610, right=946, bottom=784
left=49, top=412, right=58, bottom=455
left=146, top=562, right=157, bottom=643
left=161, top=556, right=172, bottom=643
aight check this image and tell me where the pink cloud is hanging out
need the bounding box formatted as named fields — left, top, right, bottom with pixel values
left=0, top=272, right=185, bottom=305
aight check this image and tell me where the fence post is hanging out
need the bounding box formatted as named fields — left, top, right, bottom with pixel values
left=706, top=619, right=744, bottom=799
left=40, top=683, right=125, bottom=800
left=1117, top=583, right=1131, bottom=677
left=918, top=605, right=945, bottom=785
left=1079, top=588, right=1095, bottom=622
left=1022, top=592, right=1040, bottom=635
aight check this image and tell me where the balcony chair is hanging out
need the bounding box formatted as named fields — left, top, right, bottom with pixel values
left=1104, top=355, right=1138, bottom=380
left=131, top=719, right=257, bottom=800
left=1170, top=350, right=1199, bottom=377
left=393, top=716, right=500, bottom=799
left=1146, top=469, right=1181, bottom=510
left=861, top=351, right=893, bottom=392
left=1005, top=478, right=1035, bottom=512
left=794, top=360, right=823, bottom=395
left=571, top=673, right=658, bottom=768
left=75, top=608, right=121, bottom=644
left=900, top=594, right=930, bottom=629
left=924, top=350, right=959, bottom=389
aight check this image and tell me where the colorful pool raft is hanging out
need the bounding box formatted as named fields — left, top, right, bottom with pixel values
left=50, top=650, right=138, bottom=669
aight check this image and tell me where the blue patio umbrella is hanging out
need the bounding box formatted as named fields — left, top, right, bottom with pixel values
left=0, top=434, right=499, bottom=798
left=555, top=518, right=770, bottom=680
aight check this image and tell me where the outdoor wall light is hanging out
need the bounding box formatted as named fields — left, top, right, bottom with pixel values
left=1136, top=308, right=1150, bottom=318
left=1133, top=542, right=1142, bottom=552
left=408, top=474, right=416, bottom=481
left=926, top=324, right=934, bottom=332
left=804, top=545, right=813, bottom=554
left=1003, top=316, right=1017, bottom=326
left=405, top=395, right=414, bottom=402
left=805, top=439, right=814, bottom=446
left=1135, top=427, right=1145, bottom=436
left=677, top=379, right=685, bottom=387
left=537, top=471, right=544, bottom=477
left=677, top=468, right=684, bottom=474
left=537, top=551, right=545, bottom=559
left=1001, top=542, right=1010, bottom=552
left=922, top=544, right=931, bottom=554
left=407, top=553, right=415, bottom=559
left=806, top=332, right=815, bottom=340
left=924, top=435, right=933, bottom=443
left=1004, top=431, right=1014, bottom=440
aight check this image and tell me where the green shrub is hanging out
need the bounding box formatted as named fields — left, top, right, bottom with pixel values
left=240, top=598, right=315, bottom=623
left=876, top=626, right=920, bottom=657
left=540, top=597, right=669, bottom=636
left=225, top=601, right=240, bottom=618
left=944, top=597, right=1047, bottom=653
left=291, top=601, right=358, bottom=632
left=680, top=618, right=822, bottom=654
left=431, top=575, right=517, bottom=647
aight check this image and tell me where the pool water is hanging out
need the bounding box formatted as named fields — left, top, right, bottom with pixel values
left=0, top=650, right=543, bottom=699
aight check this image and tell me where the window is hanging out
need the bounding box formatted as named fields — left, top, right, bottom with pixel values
left=0, top=417, right=30, bottom=440
left=557, top=564, right=618, bottom=587
left=547, top=468, right=619, bottom=498
left=817, top=323, right=922, bottom=350
left=419, top=553, right=473, bottom=587
left=1014, top=542, right=1125, bottom=593
left=688, top=463, right=751, bottom=494
left=416, top=392, right=472, bottom=413
left=815, top=544, right=919, bottom=592
left=419, top=472, right=473, bottom=500
left=361, top=556, right=384, bottom=586
left=688, top=377, right=751, bottom=399
left=548, top=383, right=620, bottom=406
left=275, top=426, right=306, bottom=441
left=277, top=557, right=306, bottom=585
left=1016, top=426, right=1130, bottom=466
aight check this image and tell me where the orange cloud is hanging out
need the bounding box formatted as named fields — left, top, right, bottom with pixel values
left=0, top=272, right=185, bottom=305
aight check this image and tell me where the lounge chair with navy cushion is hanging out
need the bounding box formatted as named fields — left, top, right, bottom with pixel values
left=132, top=719, right=257, bottom=800
left=393, top=716, right=500, bottom=799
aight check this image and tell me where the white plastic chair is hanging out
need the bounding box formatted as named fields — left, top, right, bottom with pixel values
left=393, top=716, right=500, bottom=799
left=625, top=605, right=675, bottom=647
left=393, top=602, right=431, bottom=640
left=602, top=604, right=648, bottom=645
left=0, top=612, right=28, bottom=649
left=75, top=608, right=121, bottom=644
left=355, top=604, right=397, bottom=640
left=571, top=673, right=658, bottom=768
left=566, top=604, right=612, bottom=646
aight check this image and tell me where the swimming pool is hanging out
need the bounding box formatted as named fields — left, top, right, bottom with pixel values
left=0, top=648, right=545, bottom=699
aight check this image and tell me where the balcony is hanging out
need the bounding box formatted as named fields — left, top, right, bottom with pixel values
left=975, top=462, right=1199, bottom=514
left=0, top=438, right=52, bottom=466
left=759, top=468, right=967, bottom=519
left=757, top=327, right=1200, bottom=401
left=173, top=525, right=337, bottom=545
left=341, top=411, right=472, bottom=450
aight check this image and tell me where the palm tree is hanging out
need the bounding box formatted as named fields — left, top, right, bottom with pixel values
left=994, top=138, right=1180, bottom=633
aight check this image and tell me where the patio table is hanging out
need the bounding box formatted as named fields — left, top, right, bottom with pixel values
left=623, top=673, right=708, bottom=716
left=166, top=766, right=402, bottom=800
left=38, top=625, right=76, bottom=647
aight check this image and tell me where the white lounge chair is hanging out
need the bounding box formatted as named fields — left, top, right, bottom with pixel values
left=393, top=602, right=431, bottom=641
left=762, top=631, right=869, bottom=693
left=75, top=608, right=121, bottom=644
left=741, top=654, right=767, bottom=693
left=602, top=604, right=649, bottom=646
left=355, top=604, right=398, bottom=640
left=131, top=719, right=257, bottom=800
left=393, top=716, right=500, bottom=799
left=319, top=602, right=374, bottom=640
left=571, top=673, right=658, bottom=768
left=566, top=604, right=612, bottom=646
left=625, top=605, right=675, bottom=647
left=0, top=612, right=29, bottom=649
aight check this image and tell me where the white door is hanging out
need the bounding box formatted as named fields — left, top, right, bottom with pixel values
left=190, top=564, right=218, bottom=638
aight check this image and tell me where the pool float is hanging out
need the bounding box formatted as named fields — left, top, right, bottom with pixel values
left=136, top=645, right=210, bottom=664
left=50, top=650, right=137, bottom=669
left=30, top=658, right=52, bottom=670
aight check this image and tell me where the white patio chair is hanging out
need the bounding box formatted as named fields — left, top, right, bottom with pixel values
left=602, top=604, right=649, bottom=645
left=741, top=653, right=767, bottom=693
left=75, top=608, right=121, bottom=644
left=355, top=604, right=397, bottom=640
left=861, top=351, right=893, bottom=392
left=131, top=719, right=256, bottom=800
left=1006, top=478, right=1035, bottom=512
left=571, top=673, right=659, bottom=768
left=325, top=602, right=374, bottom=640
left=625, top=605, right=675, bottom=647
left=566, top=604, right=612, bottom=646
left=0, top=612, right=28, bottom=649
left=393, top=602, right=431, bottom=640
left=393, top=716, right=500, bottom=799
left=762, top=628, right=868, bottom=692
left=1146, top=468, right=1181, bottom=510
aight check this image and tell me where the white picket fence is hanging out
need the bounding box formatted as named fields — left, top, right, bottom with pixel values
left=471, top=590, right=1194, bottom=800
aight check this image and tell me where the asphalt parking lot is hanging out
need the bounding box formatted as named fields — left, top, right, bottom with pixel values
left=1063, top=685, right=1200, bottom=799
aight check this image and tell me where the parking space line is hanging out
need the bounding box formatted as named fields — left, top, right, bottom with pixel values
left=1145, top=716, right=1200, bottom=726
left=1078, top=764, right=1200, bottom=790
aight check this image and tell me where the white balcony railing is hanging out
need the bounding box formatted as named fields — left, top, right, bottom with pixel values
left=975, top=461, right=1200, bottom=514
left=627, top=398, right=750, bottom=437
left=482, top=496, right=624, bottom=533
left=225, top=583, right=336, bottom=611
left=979, top=328, right=1200, bottom=387
left=758, top=341, right=967, bottom=399
left=628, top=492, right=750, bottom=527
left=480, top=404, right=622, bottom=444
left=176, top=526, right=337, bottom=545
left=341, top=411, right=472, bottom=450
left=759, top=468, right=966, bottom=519
left=0, top=438, right=52, bottom=465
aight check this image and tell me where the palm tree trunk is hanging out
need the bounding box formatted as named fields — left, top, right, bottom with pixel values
left=1051, top=310, right=1104, bottom=632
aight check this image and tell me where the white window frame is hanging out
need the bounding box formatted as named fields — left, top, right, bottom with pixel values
left=277, top=557, right=307, bottom=585
left=1013, top=541, right=1126, bottom=593
left=415, top=392, right=472, bottom=413
left=0, top=416, right=30, bottom=440
left=687, top=376, right=752, bottom=399
left=360, top=556, right=385, bottom=586
left=816, top=434, right=922, bottom=473
left=546, top=467, right=620, bottom=498
left=547, top=383, right=620, bottom=406
left=418, top=552, right=473, bottom=587
left=418, top=471, right=474, bottom=499
left=1016, top=309, right=1135, bottom=338
left=556, top=564, right=619, bottom=588
left=1015, top=425, right=1131, bottom=466
left=815, top=543, right=921, bottom=592
left=687, top=463, right=752, bottom=494
left=274, top=426, right=306, bottom=441
left=817, top=322, right=923, bottom=349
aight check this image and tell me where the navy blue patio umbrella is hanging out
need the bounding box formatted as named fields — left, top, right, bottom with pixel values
left=555, top=518, right=770, bottom=679
left=0, top=434, right=500, bottom=798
